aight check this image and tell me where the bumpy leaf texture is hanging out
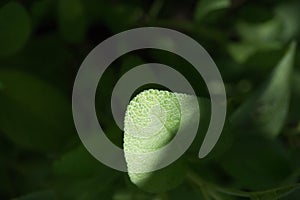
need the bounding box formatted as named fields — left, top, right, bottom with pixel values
left=123, top=89, right=200, bottom=193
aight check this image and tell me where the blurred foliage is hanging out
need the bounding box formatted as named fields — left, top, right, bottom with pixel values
left=0, top=0, right=300, bottom=199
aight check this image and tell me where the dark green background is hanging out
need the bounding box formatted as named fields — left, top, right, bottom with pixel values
left=0, top=0, right=300, bottom=199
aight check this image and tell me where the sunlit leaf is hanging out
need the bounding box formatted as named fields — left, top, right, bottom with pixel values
left=0, top=2, right=31, bottom=56
left=124, top=90, right=201, bottom=193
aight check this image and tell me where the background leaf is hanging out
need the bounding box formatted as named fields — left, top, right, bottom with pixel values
left=0, top=2, right=31, bottom=56
left=218, top=135, right=292, bottom=190
left=194, top=0, right=230, bottom=22
left=249, top=184, right=300, bottom=200
left=13, top=191, right=56, bottom=200
left=57, top=0, right=87, bottom=43
left=0, top=69, right=75, bottom=153
left=231, top=42, right=296, bottom=138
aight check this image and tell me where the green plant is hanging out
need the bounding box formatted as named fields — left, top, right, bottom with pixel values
left=122, top=42, right=300, bottom=199
left=1, top=0, right=300, bottom=199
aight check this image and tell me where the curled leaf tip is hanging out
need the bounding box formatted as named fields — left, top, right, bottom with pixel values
left=123, top=89, right=198, bottom=193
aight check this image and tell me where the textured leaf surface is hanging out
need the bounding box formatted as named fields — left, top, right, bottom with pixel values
left=124, top=89, right=201, bottom=193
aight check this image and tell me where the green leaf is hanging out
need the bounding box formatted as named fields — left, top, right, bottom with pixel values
left=13, top=191, right=56, bottom=200
left=99, top=3, right=143, bottom=32
left=53, top=145, right=117, bottom=179
left=236, top=4, right=274, bottom=23
left=194, top=0, right=230, bottom=22
left=53, top=175, right=115, bottom=200
left=249, top=184, right=300, bottom=200
left=228, top=16, right=284, bottom=64
left=227, top=13, right=290, bottom=64
left=0, top=152, right=13, bottom=197
left=113, top=189, right=162, bottom=200
left=236, top=18, right=283, bottom=43
left=231, top=42, right=296, bottom=138
left=58, top=0, right=87, bottom=43
left=188, top=170, right=299, bottom=199
left=124, top=90, right=191, bottom=193
left=30, top=0, right=55, bottom=28
left=216, top=183, right=300, bottom=200
left=119, top=55, right=145, bottom=75
left=219, top=135, right=292, bottom=190
left=228, top=42, right=259, bottom=64
left=0, top=69, right=75, bottom=153
left=187, top=171, right=300, bottom=200
left=275, top=1, right=300, bottom=41
left=219, top=133, right=290, bottom=188
left=168, top=184, right=205, bottom=200
left=124, top=89, right=209, bottom=193
left=0, top=2, right=31, bottom=56
left=52, top=145, right=120, bottom=199
left=281, top=187, right=300, bottom=200
left=227, top=42, right=282, bottom=64
left=289, top=70, right=300, bottom=123
left=0, top=34, right=73, bottom=82
left=11, top=157, right=53, bottom=194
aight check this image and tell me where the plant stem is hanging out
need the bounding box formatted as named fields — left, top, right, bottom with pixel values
left=187, top=170, right=300, bottom=199
left=187, top=170, right=250, bottom=198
